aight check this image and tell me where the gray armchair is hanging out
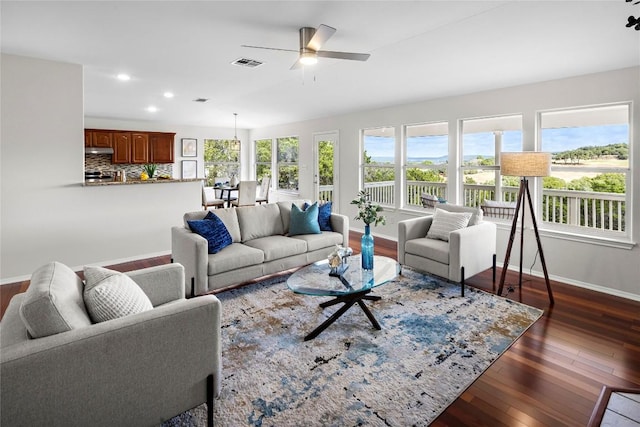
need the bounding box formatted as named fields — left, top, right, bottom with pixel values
left=1, top=262, right=221, bottom=427
left=398, top=204, right=497, bottom=296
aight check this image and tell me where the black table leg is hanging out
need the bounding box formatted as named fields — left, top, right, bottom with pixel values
left=305, top=300, right=356, bottom=341
left=304, top=290, right=382, bottom=341
left=356, top=300, right=381, bottom=330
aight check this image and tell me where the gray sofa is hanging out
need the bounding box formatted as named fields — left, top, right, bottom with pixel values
left=172, top=200, right=349, bottom=297
left=0, top=262, right=221, bottom=427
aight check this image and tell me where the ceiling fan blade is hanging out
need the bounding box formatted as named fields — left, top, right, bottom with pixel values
left=316, top=50, right=370, bottom=61
left=290, top=59, right=302, bottom=70
left=306, top=24, right=336, bottom=51
left=241, top=45, right=298, bottom=53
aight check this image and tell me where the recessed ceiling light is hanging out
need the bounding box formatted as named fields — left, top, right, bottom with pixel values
left=117, top=73, right=131, bottom=81
left=163, top=92, right=174, bottom=98
left=146, top=106, right=158, bottom=113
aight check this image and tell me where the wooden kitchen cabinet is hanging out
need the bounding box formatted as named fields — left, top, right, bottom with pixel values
left=112, top=132, right=132, bottom=164
left=150, top=133, right=175, bottom=163
left=131, top=133, right=149, bottom=164
left=85, top=130, right=113, bottom=148
left=85, top=129, right=175, bottom=164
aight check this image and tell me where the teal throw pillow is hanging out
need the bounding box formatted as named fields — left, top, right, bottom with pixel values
left=289, top=202, right=321, bottom=236
left=187, top=212, right=233, bottom=254
left=304, top=201, right=333, bottom=231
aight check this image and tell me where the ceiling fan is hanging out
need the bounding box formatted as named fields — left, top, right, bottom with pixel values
left=242, top=24, right=370, bottom=70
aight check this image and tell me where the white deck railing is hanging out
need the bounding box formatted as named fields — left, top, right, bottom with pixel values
left=353, top=181, right=626, bottom=233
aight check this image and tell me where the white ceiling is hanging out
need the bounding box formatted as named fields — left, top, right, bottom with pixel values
left=2, top=1, right=639, bottom=129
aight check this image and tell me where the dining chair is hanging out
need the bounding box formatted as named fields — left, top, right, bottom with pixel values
left=231, top=181, right=257, bottom=207
left=213, top=177, right=229, bottom=199
left=256, top=176, right=270, bottom=204
left=202, top=184, right=225, bottom=210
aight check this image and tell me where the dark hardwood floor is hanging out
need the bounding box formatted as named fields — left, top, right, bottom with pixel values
left=2, top=232, right=639, bottom=426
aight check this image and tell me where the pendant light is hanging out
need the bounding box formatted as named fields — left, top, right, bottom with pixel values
left=233, top=112, right=238, bottom=142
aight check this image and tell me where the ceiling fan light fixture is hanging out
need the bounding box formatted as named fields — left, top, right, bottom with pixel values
left=299, top=52, right=318, bottom=66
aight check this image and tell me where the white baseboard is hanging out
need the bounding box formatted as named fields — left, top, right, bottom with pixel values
left=500, top=264, right=640, bottom=303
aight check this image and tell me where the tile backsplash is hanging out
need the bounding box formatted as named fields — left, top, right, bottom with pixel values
left=85, top=154, right=173, bottom=179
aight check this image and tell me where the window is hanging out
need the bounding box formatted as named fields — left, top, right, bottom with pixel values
left=405, top=122, right=449, bottom=209
left=461, top=115, right=523, bottom=208
left=277, top=136, right=299, bottom=191
left=203, top=139, right=240, bottom=186
left=540, top=104, right=630, bottom=237
left=362, top=127, right=395, bottom=206
left=255, top=138, right=272, bottom=181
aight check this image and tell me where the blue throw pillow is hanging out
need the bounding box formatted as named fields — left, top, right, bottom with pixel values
left=187, top=213, right=232, bottom=254
left=303, top=201, right=333, bottom=231
left=318, top=201, right=333, bottom=231
left=289, top=202, right=321, bottom=236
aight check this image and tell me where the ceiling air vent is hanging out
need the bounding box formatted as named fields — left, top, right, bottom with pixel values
left=232, top=58, right=263, bottom=68
left=193, top=98, right=209, bottom=103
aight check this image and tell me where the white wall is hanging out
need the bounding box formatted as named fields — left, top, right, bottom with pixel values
left=250, top=67, right=640, bottom=300
left=0, top=54, right=204, bottom=282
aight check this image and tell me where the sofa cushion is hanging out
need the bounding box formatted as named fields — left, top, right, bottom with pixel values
left=289, top=231, right=344, bottom=252
left=207, top=243, right=265, bottom=275
left=427, top=208, right=472, bottom=242
left=83, top=266, right=153, bottom=323
left=187, top=213, right=233, bottom=254
left=184, top=208, right=241, bottom=243
left=244, top=236, right=308, bottom=262
left=277, top=200, right=308, bottom=234
left=405, top=237, right=450, bottom=265
left=289, top=202, right=321, bottom=236
left=236, top=203, right=284, bottom=242
left=19, top=261, right=92, bottom=339
left=209, top=207, right=242, bottom=242
left=435, top=203, right=483, bottom=226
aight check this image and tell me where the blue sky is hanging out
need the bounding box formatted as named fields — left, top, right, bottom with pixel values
left=365, top=124, right=629, bottom=159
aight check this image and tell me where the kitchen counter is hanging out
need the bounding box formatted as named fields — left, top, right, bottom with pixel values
left=84, top=178, right=204, bottom=186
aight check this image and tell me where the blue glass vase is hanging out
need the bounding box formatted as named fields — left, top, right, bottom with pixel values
left=361, top=225, right=374, bottom=270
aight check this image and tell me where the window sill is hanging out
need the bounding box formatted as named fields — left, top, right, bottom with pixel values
left=493, top=221, right=636, bottom=250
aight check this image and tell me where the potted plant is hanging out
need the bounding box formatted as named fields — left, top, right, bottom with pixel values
left=350, top=190, right=386, bottom=270
left=142, top=164, right=157, bottom=180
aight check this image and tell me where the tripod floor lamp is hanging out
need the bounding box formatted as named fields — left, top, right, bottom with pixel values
left=497, top=152, right=554, bottom=304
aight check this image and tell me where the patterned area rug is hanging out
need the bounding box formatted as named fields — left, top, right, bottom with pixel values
left=164, top=267, right=542, bottom=426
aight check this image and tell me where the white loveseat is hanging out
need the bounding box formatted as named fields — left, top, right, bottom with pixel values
left=172, top=200, right=349, bottom=297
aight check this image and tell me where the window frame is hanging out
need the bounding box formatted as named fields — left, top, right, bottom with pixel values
left=403, top=121, right=450, bottom=211
left=203, top=138, right=241, bottom=187
left=537, top=102, right=632, bottom=241
left=276, top=136, right=300, bottom=193
left=361, top=126, right=396, bottom=207
left=254, top=138, right=273, bottom=182
left=459, top=114, right=524, bottom=211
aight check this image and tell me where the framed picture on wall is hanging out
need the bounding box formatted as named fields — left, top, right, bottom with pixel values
left=182, top=160, right=197, bottom=179
left=181, top=138, right=197, bottom=157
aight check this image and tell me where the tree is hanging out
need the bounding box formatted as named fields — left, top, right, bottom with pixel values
left=318, top=141, right=334, bottom=185
left=591, top=173, right=625, bottom=193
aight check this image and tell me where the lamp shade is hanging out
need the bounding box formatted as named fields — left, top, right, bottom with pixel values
left=500, top=152, right=551, bottom=177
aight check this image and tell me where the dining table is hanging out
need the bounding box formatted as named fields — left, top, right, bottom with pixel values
left=218, top=185, right=238, bottom=207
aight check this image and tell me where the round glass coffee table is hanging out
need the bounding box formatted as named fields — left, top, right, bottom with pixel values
left=287, top=255, right=399, bottom=341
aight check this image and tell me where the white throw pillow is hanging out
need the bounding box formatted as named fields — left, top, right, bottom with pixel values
left=426, top=208, right=473, bottom=242
left=83, top=266, right=153, bottom=323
